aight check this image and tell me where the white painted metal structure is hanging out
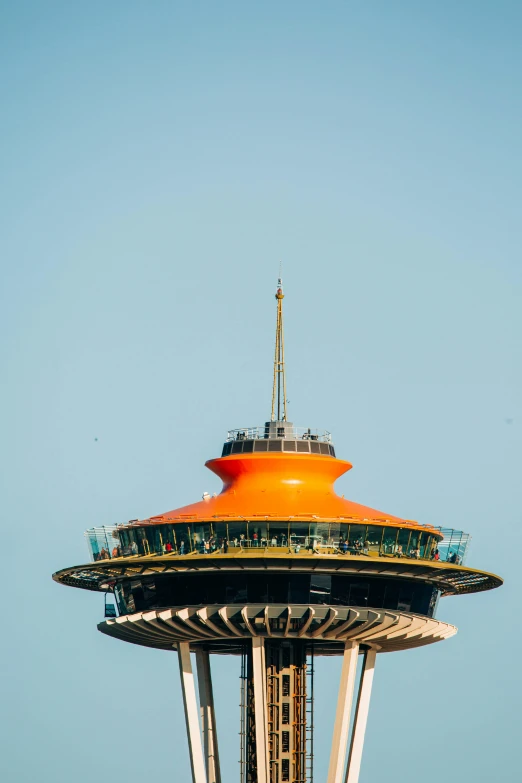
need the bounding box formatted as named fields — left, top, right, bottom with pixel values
left=327, top=642, right=360, bottom=783
left=346, top=649, right=377, bottom=783
left=251, top=638, right=269, bottom=783
left=176, top=636, right=381, bottom=783
left=195, top=650, right=221, bottom=783
left=157, top=608, right=456, bottom=783
left=100, top=604, right=456, bottom=653
left=177, top=642, right=207, bottom=783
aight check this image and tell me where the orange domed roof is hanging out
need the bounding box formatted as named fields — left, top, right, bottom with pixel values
left=150, top=451, right=413, bottom=526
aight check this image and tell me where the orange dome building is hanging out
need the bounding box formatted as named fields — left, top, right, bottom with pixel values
left=54, top=278, right=502, bottom=783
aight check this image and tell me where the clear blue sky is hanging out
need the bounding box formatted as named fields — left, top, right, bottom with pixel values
left=1, top=2, right=520, bottom=781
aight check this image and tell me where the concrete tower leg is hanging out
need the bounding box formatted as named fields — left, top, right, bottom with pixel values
left=251, top=637, right=269, bottom=783
left=196, top=649, right=221, bottom=783
left=326, top=641, right=360, bottom=783
left=177, top=642, right=207, bottom=783
left=345, top=649, right=377, bottom=783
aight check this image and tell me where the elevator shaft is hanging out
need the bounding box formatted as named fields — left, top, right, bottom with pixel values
left=245, top=641, right=308, bottom=783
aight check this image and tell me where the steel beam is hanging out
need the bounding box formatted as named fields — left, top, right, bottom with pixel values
left=326, top=642, right=359, bottom=783
left=252, top=637, right=269, bottom=783
left=345, top=649, right=376, bottom=783
left=196, top=649, right=221, bottom=783
left=177, top=642, right=207, bottom=783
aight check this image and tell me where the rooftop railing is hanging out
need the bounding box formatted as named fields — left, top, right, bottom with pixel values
left=226, top=426, right=332, bottom=443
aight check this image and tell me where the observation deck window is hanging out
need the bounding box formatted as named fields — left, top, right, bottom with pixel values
left=113, top=573, right=440, bottom=618
left=85, top=522, right=470, bottom=567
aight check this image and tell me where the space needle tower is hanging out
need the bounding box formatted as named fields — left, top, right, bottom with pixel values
left=54, top=277, right=502, bottom=783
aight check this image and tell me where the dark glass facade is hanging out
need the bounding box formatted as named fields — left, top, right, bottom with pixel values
left=107, top=521, right=446, bottom=561
left=114, top=573, right=439, bottom=618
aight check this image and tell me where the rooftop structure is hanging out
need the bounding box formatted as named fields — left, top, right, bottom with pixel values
left=53, top=276, right=502, bottom=783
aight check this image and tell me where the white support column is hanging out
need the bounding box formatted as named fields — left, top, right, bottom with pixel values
left=251, top=637, right=269, bottom=783
left=345, top=649, right=377, bottom=783
left=196, top=649, right=221, bottom=783
left=326, top=642, right=360, bottom=783
left=177, top=642, right=207, bottom=783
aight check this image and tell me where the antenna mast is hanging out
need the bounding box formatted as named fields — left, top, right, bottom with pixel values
left=271, top=275, right=287, bottom=421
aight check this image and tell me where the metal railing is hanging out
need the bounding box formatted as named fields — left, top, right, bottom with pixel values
left=226, top=426, right=332, bottom=443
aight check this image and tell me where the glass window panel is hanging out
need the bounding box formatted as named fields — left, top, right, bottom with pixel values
left=289, top=575, right=310, bottom=603
left=267, top=575, right=289, bottom=603
left=225, top=575, right=248, bottom=603
left=397, top=528, right=411, bottom=558
left=309, top=523, right=330, bottom=549
left=384, top=583, right=400, bottom=609
left=365, top=525, right=383, bottom=555
left=126, top=529, right=140, bottom=556
left=289, top=523, right=310, bottom=550
left=348, top=525, right=366, bottom=554
left=249, top=523, right=267, bottom=548
left=349, top=581, right=369, bottom=606
left=328, top=523, right=341, bottom=548
left=191, top=523, right=212, bottom=553
left=397, top=583, right=414, bottom=611
left=248, top=575, right=268, bottom=603
left=114, top=584, right=127, bottom=614
left=331, top=575, right=350, bottom=605
left=123, top=582, right=136, bottom=613
left=382, top=528, right=399, bottom=556
left=212, top=523, right=228, bottom=548
left=267, top=523, right=289, bottom=548
left=310, top=574, right=331, bottom=604
left=134, top=529, right=149, bottom=555
left=368, top=579, right=386, bottom=608
left=227, top=522, right=248, bottom=548
left=87, top=532, right=100, bottom=560
left=119, top=530, right=132, bottom=557
left=172, top=526, right=190, bottom=555
left=408, top=533, right=422, bottom=559
left=339, top=523, right=350, bottom=547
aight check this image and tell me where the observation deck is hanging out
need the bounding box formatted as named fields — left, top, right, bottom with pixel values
left=222, top=422, right=336, bottom=457
left=56, top=418, right=501, bottom=604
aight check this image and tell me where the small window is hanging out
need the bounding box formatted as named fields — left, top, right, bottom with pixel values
left=242, top=440, right=253, bottom=452
left=319, top=443, right=329, bottom=455
left=283, top=440, right=296, bottom=451
left=282, top=759, right=290, bottom=781
left=268, top=439, right=282, bottom=451
left=282, top=674, right=290, bottom=696
left=282, top=731, right=290, bottom=752
left=254, top=440, right=268, bottom=451
left=282, top=703, right=290, bottom=724
left=310, top=441, right=320, bottom=454
left=232, top=441, right=243, bottom=454
left=296, top=440, right=309, bottom=452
